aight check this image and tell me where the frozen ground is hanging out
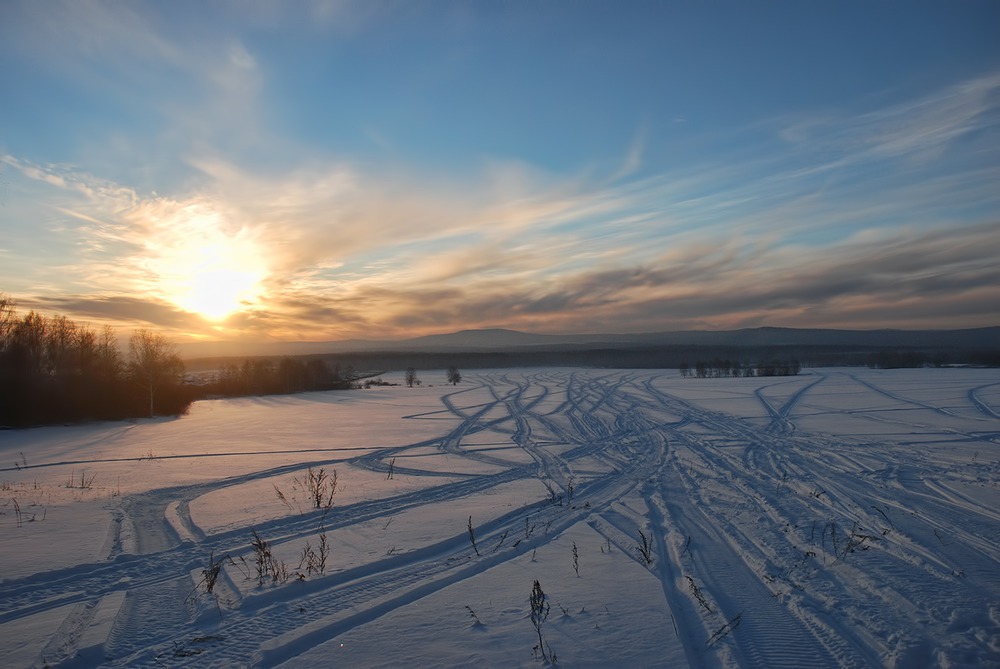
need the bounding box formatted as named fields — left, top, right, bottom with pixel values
left=1, top=368, right=998, bottom=668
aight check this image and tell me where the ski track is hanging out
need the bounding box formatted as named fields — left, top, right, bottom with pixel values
left=969, top=383, right=1000, bottom=421
left=2, top=370, right=998, bottom=667
left=847, top=373, right=961, bottom=418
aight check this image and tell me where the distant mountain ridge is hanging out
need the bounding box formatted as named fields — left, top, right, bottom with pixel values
left=178, top=326, right=1000, bottom=359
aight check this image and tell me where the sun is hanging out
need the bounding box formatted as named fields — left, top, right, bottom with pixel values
left=166, top=235, right=266, bottom=321
left=136, top=203, right=269, bottom=323
left=156, top=221, right=266, bottom=322
left=177, top=265, right=263, bottom=321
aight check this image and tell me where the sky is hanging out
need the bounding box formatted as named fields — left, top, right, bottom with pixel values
left=1, top=1, right=999, bottom=343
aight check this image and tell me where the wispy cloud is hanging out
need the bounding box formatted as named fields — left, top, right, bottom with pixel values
left=774, top=71, right=1000, bottom=164
left=30, top=295, right=203, bottom=331
left=4, top=38, right=1000, bottom=340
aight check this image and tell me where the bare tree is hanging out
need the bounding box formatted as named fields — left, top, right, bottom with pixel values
left=97, top=326, right=123, bottom=381
left=128, top=329, right=184, bottom=417
left=0, top=294, right=16, bottom=352
left=45, top=315, right=77, bottom=379
left=405, top=367, right=419, bottom=387
left=446, top=366, right=461, bottom=386
left=4, top=310, right=49, bottom=384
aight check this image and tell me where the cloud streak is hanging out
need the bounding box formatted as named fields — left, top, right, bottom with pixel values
left=7, top=97, right=1000, bottom=340
left=3, top=3, right=999, bottom=343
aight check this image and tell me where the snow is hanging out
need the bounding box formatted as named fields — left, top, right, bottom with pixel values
left=1, top=368, right=999, bottom=667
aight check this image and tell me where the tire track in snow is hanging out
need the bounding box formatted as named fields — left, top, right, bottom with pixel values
left=111, top=374, right=665, bottom=667
left=847, top=373, right=960, bottom=418
left=0, top=373, right=608, bottom=662
left=634, top=377, right=946, bottom=665
left=652, top=443, right=880, bottom=668
left=642, top=374, right=1000, bottom=666
left=0, top=447, right=380, bottom=474
left=756, top=373, right=827, bottom=434
left=636, top=381, right=877, bottom=667
left=4, top=370, right=998, bottom=667
left=969, top=383, right=1000, bottom=421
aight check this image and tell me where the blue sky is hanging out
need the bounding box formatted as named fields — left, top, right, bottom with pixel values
left=1, top=1, right=999, bottom=342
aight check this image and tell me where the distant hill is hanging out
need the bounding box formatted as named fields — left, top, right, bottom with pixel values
left=178, top=326, right=1000, bottom=359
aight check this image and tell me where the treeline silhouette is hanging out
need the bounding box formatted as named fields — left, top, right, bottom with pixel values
left=5, top=294, right=996, bottom=428
left=0, top=297, right=367, bottom=427
left=0, top=297, right=192, bottom=427
left=866, top=350, right=948, bottom=369
left=303, top=340, right=1000, bottom=373
left=679, top=358, right=801, bottom=378
left=205, top=357, right=355, bottom=397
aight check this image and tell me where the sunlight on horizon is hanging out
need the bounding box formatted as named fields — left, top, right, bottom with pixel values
left=143, top=208, right=268, bottom=322
left=174, top=264, right=262, bottom=321
left=2, top=3, right=997, bottom=339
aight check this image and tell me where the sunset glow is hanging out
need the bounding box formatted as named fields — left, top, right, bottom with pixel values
left=1, top=2, right=998, bottom=342
left=127, top=204, right=268, bottom=322
left=171, top=264, right=262, bottom=322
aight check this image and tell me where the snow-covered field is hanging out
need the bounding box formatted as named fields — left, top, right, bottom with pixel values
left=1, top=368, right=998, bottom=668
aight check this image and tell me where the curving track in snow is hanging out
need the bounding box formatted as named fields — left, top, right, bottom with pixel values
left=1, top=369, right=998, bottom=667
